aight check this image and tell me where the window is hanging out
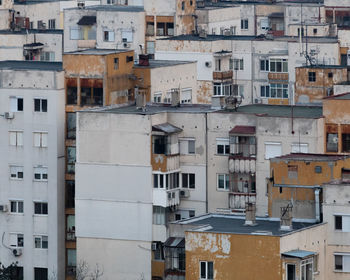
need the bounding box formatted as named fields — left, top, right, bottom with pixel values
left=154, top=93, right=162, bottom=103
left=34, top=268, right=48, bottom=280
left=288, top=165, right=298, bottom=179
left=233, top=58, right=244, bottom=70
left=80, top=78, right=103, bottom=106
left=270, top=83, right=288, bottom=99
left=270, top=58, right=288, bottom=73
left=308, top=72, right=316, bottom=82
left=216, top=138, right=230, bottom=155
left=10, top=97, right=23, bottom=112
left=260, top=18, right=269, bottom=30
left=328, top=72, right=333, bottom=78
left=103, top=30, right=115, bottom=42
left=342, top=133, right=350, bottom=152
left=34, top=98, right=47, bottom=112
left=291, top=143, right=309, bottom=153
left=313, top=28, right=317, bottom=34
left=265, top=142, right=282, bottom=159
left=10, top=201, right=24, bottom=213
left=200, top=261, right=213, bottom=279
left=34, top=166, right=48, bottom=181
left=238, top=85, right=244, bottom=97
left=179, top=138, right=195, bottom=155
left=182, top=173, right=195, bottom=189
left=315, top=166, right=322, bottom=173
left=167, top=172, right=179, bottom=189
left=181, top=88, right=192, bottom=104
left=334, top=254, right=350, bottom=272
left=114, top=58, right=119, bottom=69
left=146, top=22, right=155, bottom=36
left=153, top=206, right=166, bottom=225
left=66, top=181, right=75, bottom=208
left=260, top=85, right=270, bottom=97
left=335, top=215, right=350, bottom=231
left=33, top=132, right=48, bottom=148
left=241, top=19, right=248, bottom=30
left=153, top=135, right=168, bottom=154
left=153, top=173, right=165, bottom=189
left=121, top=30, right=133, bottom=42
left=48, top=19, right=55, bottom=29
left=9, top=131, right=23, bottom=147
left=67, top=147, right=76, bottom=174
left=126, top=56, right=133, bottom=63
left=181, top=1, right=185, bottom=10
left=66, top=214, right=75, bottom=240
left=40, top=52, right=55, bottom=61
left=214, top=83, right=233, bottom=96
left=300, top=258, right=313, bottom=280
left=147, top=41, right=155, bottom=55
left=66, top=79, right=77, bottom=105
left=215, top=59, right=221, bottom=71
left=10, top=166, right=24, bottom=179
left=327, top=133, right=338, bottom=152
left=217, top=174, right=229, bottom=190
left=34, top=202, right=48, bottom=215
left=67, top=113, right=76, bottom=140
left=286, top=264, right=296, bottom=280
left=230, top=135, right=256, bottom=157
left=9, top=233, right=24, bottom=247
left=153, top=242, right=164, bottom=260
left=34, top=236, right=48, bottom=249
left=70, top=27, right=82, bottom=40
left=260, top=59, right=269, bottom=71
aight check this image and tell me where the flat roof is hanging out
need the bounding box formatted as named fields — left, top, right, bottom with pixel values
left=282, top=250, right=316, bottom=259
left=271, top=153, right=350, bottom=162
left=0, top=29, right=63, bottom=35
left=64, top=48, right=131, bottom=55
left=134, top=60, right=195, bottom=69
left=324, top=92, right=350, bottom=100
left=81, top=103, right=323, bottom=118
left=0, top=61, right=63, bottom=71
left=175, top=214, right=320, bottom=236
left=297, top=65, right=347, bottom=69
left=65, top=4, right=144, bottom=12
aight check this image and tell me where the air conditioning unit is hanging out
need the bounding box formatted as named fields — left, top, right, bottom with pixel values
left=12, top=248, right=22, bottom=257
left=77, top=1, right=85, bottom=8
left=123, top=43, right=131, bottom=48
left=151, top=242, right=157, bottom=251
left=180, top=190, right=190, bottom=198
left=254, top=98, right=262, bottom=104
left=4, top=112, right=14, bottom=119
left=0, top=205, right=8, bottom=212
left=205, top=61, right=212, bottom=67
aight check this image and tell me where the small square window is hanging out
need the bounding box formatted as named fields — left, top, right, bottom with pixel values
left=315, top=166, right=322, bottom=173
left=114, top=58, right=119, bottom=70
left=308, top=72, right=316, bottom=82
left=328, top=72, right=333, bottom=78
left=313, top=28, right=317, bottom=34
left=335, top=215, right=342, bottom=230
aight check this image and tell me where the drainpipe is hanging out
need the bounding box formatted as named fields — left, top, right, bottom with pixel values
left=315, top=188, right=320, bottom=223
left=205, top=112, right=208, bottom=213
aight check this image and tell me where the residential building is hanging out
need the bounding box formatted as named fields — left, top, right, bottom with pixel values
left=133, top=55, right=197, bottom=104
left=63, top=48, right=136, bottom=279
left=0, top=61, right=65, bottom=280
left=173, top=213, right=327, bottom=280
left=63, top=5, right=145, bottom=56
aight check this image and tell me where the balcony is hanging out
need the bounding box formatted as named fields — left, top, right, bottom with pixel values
left=152, top=154, right=180, bottom=172
left=268, top=72, right=289, bottom=81
left=153, top=188, right=180, bottom=208
left=229, top=192, right=256, bottom=210
left=213, top=70, right=233, bottom=80
left=66, top=230, right=76, bottom=241
left=77, top=40, right=96, bottom=49
left=229, top=158, right=256, bottom=174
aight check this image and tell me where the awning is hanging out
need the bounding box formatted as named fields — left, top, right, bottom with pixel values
left=23, top=43, right=44, bottom=50
left=282, top=250, right=316, bottom=259
left=164, top=237, right=185, bottom=248
left=229, top=125, right=256, bottom=135
left=152, top=123, right=182, bottom=135
left=77, top=16, right=96, bottom=26
left=269, top=12, right=284, bottom=18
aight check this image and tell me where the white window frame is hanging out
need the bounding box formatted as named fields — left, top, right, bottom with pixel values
left=265, top=142, right=282, bottom=160
left=241, top=19, right=248, bottom=30
left=70, top=26, right=82, bottom=40
left=233, top=58, right=244, bottom=71
left=200, top=261, right=214, bottom=280
left=103, top=30, right=115, bottom=42
left=9, top=131, right=23, bottom=147
left=216, top=138, right=230, bottom=155
left=269, top=58, right=288, bottom=73
left=153, top=92, right=162, bottom=103
left=270, top=83, right=288, bottom=99
left=34, top=166, right=48, bottom=181
left=10, top=96, right=23, bottom=112
left=9, top=233, right=24, bottom=248
left=260, top=18, right=269, bottom=30
left=34, top=202, right=48, bottom=215
left=217, top=174, right=229, bottom=191
left=285, top=263, right=296, bottom=280
left=334, top=253, right=350, bottom=272
left=33, top=132, right=48, bottom=148
left=153, top=173, right=165, bottom=189
left=34, top=98, right=47, bottom=112
left=34, top=235, right=48, bottom=249
left=10, top=200, right=24, bottom=214
left=181, top=88, right=192, bottom=104
left=10, top=165, right=24, bottom=180
left=334, top=214, right=350, bottom=232
left=179, top=138, right=195, bottom=155
left=182, top=173, right=195, bottom=189
left=121, top=30, right=133, bottom=43
left=291, top=143, right=309, bottom=153
left=153, top=206, right=166, bottom=225
left=300, top=258, right=313, bottom=280
left=260, top=58, right=269, bottom=72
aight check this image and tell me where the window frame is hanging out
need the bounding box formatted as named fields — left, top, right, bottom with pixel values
left=233, top=58, right=244, bottom=71
left=34, top=235, right=48, bottom=249
left=34, top=98, right=47, bottom=112
left=33, top=132, right=48, bottom=148
left=9, top=131, right=23, bottom=147
left=34, top=166, right=48, bottom=182
left=34, top=202, right=48, bottom=215
left=269, top=58, right=288, bottom=73
left=179, top=138, right=196, bottom=155
left=182, top=173, right=195, bottom=189
left=9, top=233, right=24, bottom=248
left=10, top=165, right=24, bottom=180
left=217, top=174, right=229, bottom=191
left=10, top=96, right=23, bottom=112
left=260, top=58, right=269, bottom=72
left=200, top=261, right=214, bottom=280
left=216, top=138, right=230, bottom=155
left=10, top=201, right=24, bottom=214
left=308, top=71, right=316, bottom=82
left=241, top=19, right=248, bottom=30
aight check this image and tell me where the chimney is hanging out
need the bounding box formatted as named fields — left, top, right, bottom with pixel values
left=280, top=205, right=293, bottom=231
left=138, top=54, right=150, bottom=66
left=244, top=202, right=256, bottom=226
left=135, top=88, right=147, bottom=109
left=171, top=88, right=180, bottom=107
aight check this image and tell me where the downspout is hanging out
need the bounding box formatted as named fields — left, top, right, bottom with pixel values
left=315, top=188, right=320, bottom=222
left=205, top=112, right=209, bottom=213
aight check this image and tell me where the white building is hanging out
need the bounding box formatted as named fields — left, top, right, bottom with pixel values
left=0, top=61, right=65, bottom=280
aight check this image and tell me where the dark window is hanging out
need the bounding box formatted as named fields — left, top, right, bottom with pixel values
left=66, top=79, right=77, bottom=105
left=153, top=135, right=167, bottom=154
left=335, top=255, right=343, bottom=270
left=66, top=180, right=75, bottom=208
left=241, top=19, right=248, bottom=30
left=34, top=99, right=47, bottom=112
left=17, top=98, right=23, bottom=111
left=335, top=215, right=342, bottom=230
left=313, top=28, right=317, bottom=34
left=287, top=264, right=296, bottom=280
left=34, top=202, right=48, bottom=215
left=181, top=1, right=185, bottom=10
left=182, top=173, right=195, bottom=189
left=153, top=174, right=158, bottom=188
left=260, top=59, right=269, bottom=71
left=315, top=166, right=322, bottom=173
left=342, top=133, right=350, bottom=152
left=114, top=58, right=119, bottom=69
left=126, top=56, right=133, bottom=63
left=308, top=72, right=316, bottom=82
left=328, top=72, right=333, bottom=78
left=66, top=113, right=76, bottom=140
left=34, top=99, right=41, bottom=111
left=326, top=133, right=338, bottom=152
left=34, top=267, right=48, bottom=280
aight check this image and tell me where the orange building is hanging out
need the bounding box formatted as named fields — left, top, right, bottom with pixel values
left=268, top=153, right=350, bottom=221
left=62, top=49, right=135, bottom=279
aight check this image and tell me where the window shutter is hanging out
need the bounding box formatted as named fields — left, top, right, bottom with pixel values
left=343, top=255, right=350, bottom=272
left=34, top=133, right=41, bottom=147
left=9, top=132, right=17, bottom=146
left=342, top=216, right=350, bottom=232
left=9, top=234, right=17, bottom=247
left=179, top=140, right=188, bottom=155
left=41, top=133, right=48, bottom=147
left=265, top=142, right=282, bottom=159
left=109, top=31, right=115, bottom=41
left=17, top=132, right=23, bottom=146
left=10, top=97, right=17, bottom=112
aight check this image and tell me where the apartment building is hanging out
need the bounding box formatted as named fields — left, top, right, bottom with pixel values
left=63, top=48, right=136, bottom=279
left=155, top=34, right=339, bottom=105
left=0, top=61, right=65, bottom=280
left=63, top=5, right=145, bottom=55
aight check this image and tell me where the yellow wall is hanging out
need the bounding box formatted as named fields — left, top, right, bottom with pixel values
left=152, top=260, right=165, bottom=278
left=185, top=231, right=281, bottom=280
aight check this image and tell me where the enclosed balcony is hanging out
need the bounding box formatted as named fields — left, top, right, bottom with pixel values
left=228, top=173, right=256, bottom=210
left=229, top=126, right=256, bottom=159
left=213, top=70, right=233, bottom=80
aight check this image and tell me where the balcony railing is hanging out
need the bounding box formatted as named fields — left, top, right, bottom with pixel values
left=268, top=72, right=289, bottom=81
left=229, top=158, right=256, bottom=174
left=77, top=40, right=96, bottom=49
left=230, top=143, right=256, bottom=158
left=153, top=188, right=180, bottom=208
left=229, top=192, right=256, bottom=210
left=152, top=154, right=180, bottom=172
left=213, top=70, right=233, bottom=80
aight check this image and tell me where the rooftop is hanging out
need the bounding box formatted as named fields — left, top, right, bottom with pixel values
left=65, top=4, right=144, bottom=12
left=82, top=103, right=323, bottom=119
left=271, top=153, right=350, bottom=162
left=64, top=48, right=132, bottom=55
left=175, top=213, right=320, bottom=236
left=297, top=65, right=347, bottom=69
left=134, top=59, right=195, bottom=69
left=0, top=61, right=63, bottom=71
left=324, top=92, right=350, bottom=100
left=0, top=29, right=63, bottom=35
